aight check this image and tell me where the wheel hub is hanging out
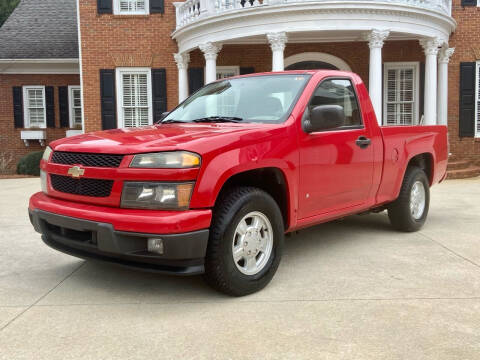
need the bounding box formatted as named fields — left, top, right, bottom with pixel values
left=232, top=211, right=274, bottom=276
left=410, top=180, right=426, bottom=220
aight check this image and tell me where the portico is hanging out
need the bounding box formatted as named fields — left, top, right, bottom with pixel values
left=172, top=0, right=456, bottom=125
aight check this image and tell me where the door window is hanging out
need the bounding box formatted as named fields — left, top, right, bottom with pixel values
left=307, top=78, right=362, bottom=128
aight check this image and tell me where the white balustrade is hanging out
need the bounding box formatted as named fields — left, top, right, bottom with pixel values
left=175, top=0, right=452, bottom=30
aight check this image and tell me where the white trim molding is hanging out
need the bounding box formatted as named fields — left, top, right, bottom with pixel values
left=0, top=59, right=79, bottom=74
left=173, top=2, right=455, bottom=54
left=115, top=67, right=153, bottom=128
left=284, top=52, right=352, bottom=71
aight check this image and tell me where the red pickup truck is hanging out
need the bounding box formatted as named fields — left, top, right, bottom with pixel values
left=29, top=70, right=448, bottom=296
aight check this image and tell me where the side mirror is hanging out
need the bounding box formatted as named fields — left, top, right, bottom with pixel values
left=304, top=105, right=345, bottom=133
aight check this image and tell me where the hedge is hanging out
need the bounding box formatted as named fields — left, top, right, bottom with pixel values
left=17, top=151, right=43, bottom=176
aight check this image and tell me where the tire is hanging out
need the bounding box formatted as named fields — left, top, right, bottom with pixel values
left=203, top=187, right=284, bottom=296
left=387, top=166, right=430, bottom=232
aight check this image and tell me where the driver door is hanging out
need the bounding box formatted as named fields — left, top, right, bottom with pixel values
left=298, top=77, right=375, bottom=219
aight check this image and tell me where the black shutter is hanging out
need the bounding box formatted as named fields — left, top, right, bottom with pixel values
left=97, top=0, right=112, bottom=14
left=419, top=62, right=425, bottom=122
left=240, top=67, right=255, bottom=75
left=58, top=86, right=69, bottom=128
left=188, top=68, right=205, bottom=95
left=150, top=0, right=164, bottom=13
left=459, top=62, right=476, bottom=137
left=152, top=68, right=167, bottom=122
left=45, top=86, right=55, bottom=128
left=100, top=69, right=117, bottom=130
left=13, top=87, right=24, bottom=128
left=461, top=0, right=476, bottom=6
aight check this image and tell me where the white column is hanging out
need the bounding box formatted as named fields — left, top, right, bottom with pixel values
left=437, top=46, right=454, bottom=126
left=199, top=42, right=222, bottom=84
left=174, top=52, right=190, bottom=103
left=367, top=29, right=390, bottom=125
left=420, top=38, right=442, bottom=125
left=267, top=32, right=288, bottom=71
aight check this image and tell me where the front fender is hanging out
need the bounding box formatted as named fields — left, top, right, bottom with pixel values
left=189, top=141, right=299, bottom=229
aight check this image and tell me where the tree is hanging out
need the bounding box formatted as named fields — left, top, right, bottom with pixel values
left=0, top=0, right=20, bottom=27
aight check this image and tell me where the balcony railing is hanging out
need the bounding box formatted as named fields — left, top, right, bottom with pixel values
left=174, top=0, right=452, bottom=30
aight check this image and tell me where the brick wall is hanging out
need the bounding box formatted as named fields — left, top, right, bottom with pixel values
left=79, top=0, right=179, bottom=133
left=78, top=0, right=478, bottom=161
left=447, top=0, right=480, bottom=160
left=0, top=74, right=80, bottom=173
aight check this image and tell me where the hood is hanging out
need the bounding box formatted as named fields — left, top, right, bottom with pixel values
left=50, top=123, right=279, bottom=155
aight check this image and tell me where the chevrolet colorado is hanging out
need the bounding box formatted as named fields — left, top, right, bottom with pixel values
left=29, top=70, right=448, bottom=296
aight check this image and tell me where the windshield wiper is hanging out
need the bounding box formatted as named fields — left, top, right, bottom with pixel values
left=192, top=116, right=243, bottom=123
left=161, top=119, right=190, bottom=124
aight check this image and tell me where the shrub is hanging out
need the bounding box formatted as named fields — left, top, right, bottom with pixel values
left=17, top=151, right=43, bottom=176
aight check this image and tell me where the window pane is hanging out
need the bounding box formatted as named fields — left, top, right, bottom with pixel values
left=28, top=89, right=43, bottom=108
left=309, top=78, right=362, bottom=127
left=73, top=108, right=82, bottom=126
left=122, top=72, right=150, bottom=128
left=73, top=89, right=82, bottom=107
left=25, top=87, right=45, bottom=127
left=29, top=108, right=45, bottom=127
left=385, top=66, right=416, bottom=126
left=120, top=0, right=145, bottom=12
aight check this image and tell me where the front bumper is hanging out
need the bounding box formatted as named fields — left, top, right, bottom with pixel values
left=29, top=204, right=210, bottom=275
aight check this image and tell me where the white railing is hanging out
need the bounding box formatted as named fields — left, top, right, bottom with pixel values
left=173, top=0, right=452, bottom=30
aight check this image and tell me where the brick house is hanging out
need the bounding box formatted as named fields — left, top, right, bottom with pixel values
left=1, top=0, right=479, bottom=177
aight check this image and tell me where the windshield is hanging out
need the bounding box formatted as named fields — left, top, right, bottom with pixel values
left=163, top=74, right=310, bottom=124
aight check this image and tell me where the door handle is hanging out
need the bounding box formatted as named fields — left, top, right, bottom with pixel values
left=356, top=136, right=371, bottom=149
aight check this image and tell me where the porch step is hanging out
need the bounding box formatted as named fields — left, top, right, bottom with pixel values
left=447, top=160, right=471, bottom=171
left=447, top=166, right=480, bottom=180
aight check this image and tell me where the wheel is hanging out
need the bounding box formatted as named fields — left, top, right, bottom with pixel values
left=388, top=166, right=430, bottom=232
left=204, top=187, right=284, bottom=296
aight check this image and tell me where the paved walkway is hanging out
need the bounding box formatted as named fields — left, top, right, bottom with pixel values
left=1, top=178, right=480, bottom=359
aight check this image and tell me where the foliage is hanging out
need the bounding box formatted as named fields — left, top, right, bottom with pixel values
left=17, top=151, right=43, bottom=176
left=0, top=0, right=20, bottom=27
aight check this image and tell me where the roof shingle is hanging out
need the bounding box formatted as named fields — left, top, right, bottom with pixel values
left=0, top=0, right=78, bottom=59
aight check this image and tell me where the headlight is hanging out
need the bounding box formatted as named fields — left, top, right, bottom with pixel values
left=130, top=151, right=200, bottom=169
left=121, top=182, right=194, bottom=210
left=40, top=170, right=48, bottom=194
left=42, top=146, right=53, bottom=162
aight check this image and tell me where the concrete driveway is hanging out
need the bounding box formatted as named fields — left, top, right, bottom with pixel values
left=0, top=178, right=480, bottom=359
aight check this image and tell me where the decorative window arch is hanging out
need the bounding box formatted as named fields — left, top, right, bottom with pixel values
left=284, top=52, right=352, bottom=72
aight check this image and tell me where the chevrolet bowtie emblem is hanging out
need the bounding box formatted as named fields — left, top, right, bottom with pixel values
left=67, top=166, right=85, bottom=178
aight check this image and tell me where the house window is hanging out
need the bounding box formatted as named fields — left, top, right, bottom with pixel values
left=23, top=86, right=46, bottom=128
left=476, top=61, right=480, bottom=137
left=383, top=62, right=420, bottom=126
left=216, top=66, right=240, bottom=80
left=116, top=68, right=152, bottom=128
left=114, top=0, right=149, bottom=14
left=69, top=86, right=82, bottom=128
